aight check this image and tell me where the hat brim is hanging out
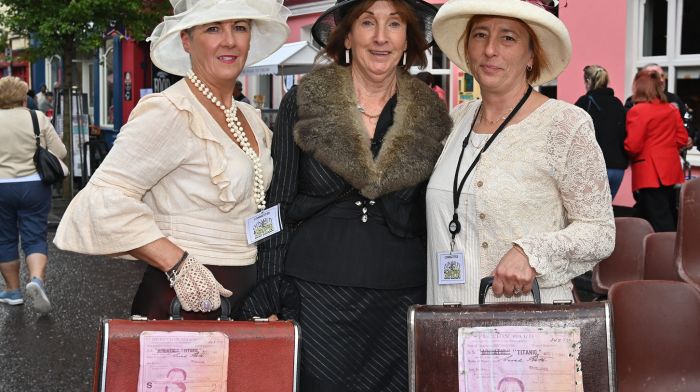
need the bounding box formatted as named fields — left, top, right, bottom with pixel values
left=432, top=0, right=571, bottom=86
left=311, top=0, right=438, bottom=48
left=149, top=0, right=290, bottom=76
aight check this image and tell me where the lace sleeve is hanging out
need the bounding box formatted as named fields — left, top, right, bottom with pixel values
left=515, top=115, right=615, bottom=287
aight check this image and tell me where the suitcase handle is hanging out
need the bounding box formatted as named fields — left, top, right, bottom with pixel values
left=478, top=277, right=541, bottom=305
left=169, top=297, right=232, bottom=321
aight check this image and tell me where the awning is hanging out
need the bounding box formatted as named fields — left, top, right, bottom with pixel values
left=242, top=41, right=326, bottom=76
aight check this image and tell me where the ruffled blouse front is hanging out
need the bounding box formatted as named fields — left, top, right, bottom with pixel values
left=54, top=79, right=273, bottom=266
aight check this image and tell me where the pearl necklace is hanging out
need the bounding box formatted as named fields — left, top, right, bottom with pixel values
left=186, top=70, right=266, bottom=211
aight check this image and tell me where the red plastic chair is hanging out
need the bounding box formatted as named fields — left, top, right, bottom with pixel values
left=643, top=232, right=679, bottom=281
left=610, top=280, right=700, bottom=391
left=592, top=217, right=653, bottom=296
left=676, top=178, right=700, bottom=292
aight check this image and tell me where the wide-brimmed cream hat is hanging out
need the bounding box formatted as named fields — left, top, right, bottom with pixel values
left=149, top=0, right=291, bottom=76
left=432, top=0, right=572, bottom=86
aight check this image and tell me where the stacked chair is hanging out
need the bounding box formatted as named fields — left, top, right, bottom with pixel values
left=591, top=217, right=653, bottom=299
left=602, top=178, right=700, bottom=391
left=609, top=280, right=700, bottom=391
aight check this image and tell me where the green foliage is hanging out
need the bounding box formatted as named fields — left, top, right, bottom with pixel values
left=0, top=0, right=170, bottom=58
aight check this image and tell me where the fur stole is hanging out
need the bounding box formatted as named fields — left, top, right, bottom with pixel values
left=294, top=64, right=452, bottom=199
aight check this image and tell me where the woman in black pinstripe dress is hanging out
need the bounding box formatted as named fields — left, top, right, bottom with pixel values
left=244, top=0, right=451, bottom=390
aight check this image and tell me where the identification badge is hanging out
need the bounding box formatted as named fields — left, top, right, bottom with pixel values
left=245, top=204, right=282, bottom=245
left=438, top=251, right=466, bottom=285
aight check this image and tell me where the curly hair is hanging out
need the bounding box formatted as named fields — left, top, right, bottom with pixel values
left=0, top=76, right=29, bottom=109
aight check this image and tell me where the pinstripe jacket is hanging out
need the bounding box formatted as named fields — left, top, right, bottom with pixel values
left=257, top=64, right=452, bottom=283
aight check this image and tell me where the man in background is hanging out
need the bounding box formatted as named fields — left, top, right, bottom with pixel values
left=233, top=80, right=251, bottom=104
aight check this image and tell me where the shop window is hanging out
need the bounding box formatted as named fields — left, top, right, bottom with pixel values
left=676, top=67, right=700, bottom=131
left=99, top=40, right=115, bottom=128
left=642, top=0, right=667, bottom=56
left=681, top=0, right=700, bottom=54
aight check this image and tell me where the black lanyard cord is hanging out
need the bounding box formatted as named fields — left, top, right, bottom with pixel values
left=449, top=85, right=534, bottom=239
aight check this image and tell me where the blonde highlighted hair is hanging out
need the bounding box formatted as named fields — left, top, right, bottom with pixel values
left=583, top=65, right=609, bottom=91
left=0, top=76, right=29, bottom=109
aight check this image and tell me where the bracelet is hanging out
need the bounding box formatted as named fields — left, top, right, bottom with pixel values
left=165, top=251, right=188, bottom=286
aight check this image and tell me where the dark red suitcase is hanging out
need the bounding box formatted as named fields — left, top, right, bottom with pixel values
left=408, top=279, right=615, bottom=391
left=93, top=300, right=299, bottom=392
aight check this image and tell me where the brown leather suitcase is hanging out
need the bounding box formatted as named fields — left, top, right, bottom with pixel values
left=409, top=278, right=615, bottom=391
left=93, top=300, right=299, bottom=392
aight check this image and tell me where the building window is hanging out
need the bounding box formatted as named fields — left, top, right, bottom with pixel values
left=99, top=40, right=115, bottom=128
left=681, top=0, right=700, bottom=54
left=44, top=55, right=61, bottom=92
left=642, top=0, right=667, bottom=56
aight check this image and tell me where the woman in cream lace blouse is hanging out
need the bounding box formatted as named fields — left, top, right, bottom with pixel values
left=426, top=0, right=615, bottom=304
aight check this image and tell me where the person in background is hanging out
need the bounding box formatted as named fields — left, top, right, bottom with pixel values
left=54, top=0, right=290, bottom=319
left=246, top=0, right=451, bottom=389
left=426, top=0, right=614, bottom=305
left=575, top=65, right=628, bottom=198
left=233, top=80, right=251, bottom=104
left=0, top=76, right=66, bottom=314
left=26, top=89, right=38, bottom=110
left=35, top=85, right=48, bottom=111
left=625, top=69, right=688, bottom=232
left=416, top=70, right=447, bottom=103
left=38, top=91, right=54, bottom=116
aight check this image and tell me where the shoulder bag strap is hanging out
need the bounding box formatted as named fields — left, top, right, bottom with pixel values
left=29, top=110, right=41, bottom=148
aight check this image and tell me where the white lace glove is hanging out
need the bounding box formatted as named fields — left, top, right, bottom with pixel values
left=169, top=254, right=233, bottom=312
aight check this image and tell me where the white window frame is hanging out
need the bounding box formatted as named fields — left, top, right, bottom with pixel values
left=629, top=0, right=700, bottom=92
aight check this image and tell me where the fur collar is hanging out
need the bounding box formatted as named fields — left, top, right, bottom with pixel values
left=294, top=64, right=452, bottom=199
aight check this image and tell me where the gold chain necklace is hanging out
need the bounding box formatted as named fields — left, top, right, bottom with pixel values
left=479, top=105, right=514, bottom=125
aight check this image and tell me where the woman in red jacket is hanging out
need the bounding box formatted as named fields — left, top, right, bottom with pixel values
left=625, top=70, right=689, bottom=231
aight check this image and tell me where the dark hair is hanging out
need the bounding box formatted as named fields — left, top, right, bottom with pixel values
left=461, top=15, right=547, bottom=85
left=632, top=69, right=667, bottom=104
left=415, top=71, right=434, bottom=85
left=323, top=0, right=428, bottom=70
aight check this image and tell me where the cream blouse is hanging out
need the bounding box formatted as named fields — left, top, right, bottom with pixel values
left=54, top=79, right=273, bottom=266
left=426, top=99, right=615, bottom=305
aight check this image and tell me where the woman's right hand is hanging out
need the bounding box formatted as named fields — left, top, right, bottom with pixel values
left=171, top=255, right=233, bottom=312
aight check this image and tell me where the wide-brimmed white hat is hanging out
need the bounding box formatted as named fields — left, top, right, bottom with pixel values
left=432, top=0, right=571, bottom=86
left=149, top=0, right=291, bottom=76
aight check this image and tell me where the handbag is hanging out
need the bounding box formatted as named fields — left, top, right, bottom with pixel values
left=30, top=110, right=68, bottom=185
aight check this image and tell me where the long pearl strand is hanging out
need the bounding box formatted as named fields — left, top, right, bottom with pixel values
left=187, top=70, right=266, bottom=211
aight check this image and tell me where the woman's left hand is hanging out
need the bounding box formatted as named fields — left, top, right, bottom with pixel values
left=491, top=246, right=537, bottom=297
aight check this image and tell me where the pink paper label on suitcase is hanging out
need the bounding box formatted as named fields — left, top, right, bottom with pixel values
left=458, top=326, right=583, bottom=392
left=138, top=331, right=229, bottom=392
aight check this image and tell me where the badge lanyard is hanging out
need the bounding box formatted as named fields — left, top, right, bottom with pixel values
left=448, top=85, right=533, bottom=251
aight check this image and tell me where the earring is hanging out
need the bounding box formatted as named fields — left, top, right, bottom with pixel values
left=402, top=51, right=407, bottom=66
left=345, top=49, right=350, bottom=64
left=526, top=64, right=533, bottom=72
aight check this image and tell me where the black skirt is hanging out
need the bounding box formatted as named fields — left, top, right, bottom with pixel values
left=292, top=277, right=425, bottom=392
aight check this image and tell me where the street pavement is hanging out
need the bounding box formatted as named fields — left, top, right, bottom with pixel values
left=0, top=203, right=146, bottom=391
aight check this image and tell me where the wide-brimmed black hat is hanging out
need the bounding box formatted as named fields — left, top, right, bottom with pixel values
left=311, top=0, right=439, bottom=48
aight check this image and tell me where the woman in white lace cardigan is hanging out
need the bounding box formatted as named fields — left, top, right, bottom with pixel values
left=426, top=0, right=615, bottom=304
